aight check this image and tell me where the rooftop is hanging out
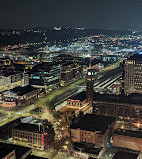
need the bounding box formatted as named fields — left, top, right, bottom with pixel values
left=26, top=155, right=48, bottom=159
left=113, top=151, right=138, bottom=159
left=11, top=85, right=38, bottom=96
left=13, top=123, right=43, bottom=133
left=73, top=142, right=102, bottom=156
left=114, top=129, right=142, bottom=138
left=32, top=62, right=61, bottom=72
left=128, top=53, right=142, bottom=61
left=69, top=91, right=86, bottom=102
left=93, top=92, right=142, bottom=105
left=71, top=114, right=116, bottom=133
left=0, top=142, right=31, bottom=159
left=0, top=147, right=15, bottom=159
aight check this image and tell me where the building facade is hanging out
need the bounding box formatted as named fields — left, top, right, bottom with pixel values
left=12, top=123, right=45, bottom=149
left=71, top=114, right=116, bottom=148
left=124, top=53, right=142, bottom=95
left=30, top=62, right=61, bottom=92
left=113, top=129, right=142, bottom=152
left=60, top=62, right=82, bottom=86
left=0, top=85, right=40, bottom=108
left=93, top=93, right=142, bottom=128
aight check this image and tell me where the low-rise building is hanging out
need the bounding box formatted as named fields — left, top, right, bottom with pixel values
left=0, top=85, right=40, bottom=108
left=12, top=123, right=45, bottom=149
left=93, top=93, right=142, bottom=128
left=71, top=114, right=116, bottom=148
left=1, top=147, right=16, bottom=159
left=113, top=129, right=142, bottom=152
left=73, top=142, right=103, bottom=159
left=60, top=62, right=82, bottom=86
left=60, top=91, right=92, bottom=115
left=0, top=142, right=32, bottom=159
left=67, top=91, right=86, bottom=107
left=112, top=151, right=139, bottom=159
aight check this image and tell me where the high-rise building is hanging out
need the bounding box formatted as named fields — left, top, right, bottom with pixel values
left=86, top=63, right=94, bottom=104
left=24, top=73, right=29, bottom=86
left=124, top=53, right=142, bottom=95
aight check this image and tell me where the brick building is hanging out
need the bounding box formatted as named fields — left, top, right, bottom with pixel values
left=93, top=93, right=142, bottom=128
left=71, top=114, right=116, bottom=148
left=0, top=85, right=40, bottom=108
left=113, top=129, right=142, bottom=152
left=60, top=62, right=82, bottom=86
left=67, top=91, right=86, bottom=107
left=12, top=123, right=45, bottom=149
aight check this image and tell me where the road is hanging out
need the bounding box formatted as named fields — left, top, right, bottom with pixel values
left=0, top=61, right=123, bottom=127
left=0, top=60, right=123, bottom=158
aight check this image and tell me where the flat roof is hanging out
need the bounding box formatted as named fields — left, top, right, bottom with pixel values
left=26, top=155, right=48, bottom=159
left=71, top=114, right=116, bottom=133
left=114, top=129, right=142, bottom=138
left=0, top=147, right=15, bottom=159
left=93, top=92, right=142, bottom=105
left=73, top=142, right=102, bottom=156
left=13, top=123, right=43, bottom=133
left=128, top=53, right=142, bottom=61
left=72, top=91, right=142, bottom=106
left=69, top=91, right=86, bottom=102
left=113, top=151, right=138, bottom=159
left=11, top=85, right=38, bottom=96
left=0, top=142, right=31, bottom=159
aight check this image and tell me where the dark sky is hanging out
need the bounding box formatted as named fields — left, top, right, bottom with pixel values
left=0, top=0, right=142, bottom=30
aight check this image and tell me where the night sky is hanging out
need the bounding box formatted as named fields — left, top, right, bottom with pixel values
left=0, top=0, right=142, bottom=30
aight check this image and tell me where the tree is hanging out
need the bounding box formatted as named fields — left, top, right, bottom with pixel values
left=42, top=119, right=55, bottom=149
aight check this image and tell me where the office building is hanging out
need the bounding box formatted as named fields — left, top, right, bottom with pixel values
left=30, top=62, right=61, bottom=92
left=60, top=62, right=82, bottom=86
left=71, top=114, right=116, bottom=148
left=124, top=53, right=142, bottom=95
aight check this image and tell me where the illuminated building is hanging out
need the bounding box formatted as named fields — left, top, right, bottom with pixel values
left=71, top=114, right=116, bottom=148
left=0, top=57, right=11, bottom=66
left=60, top=91, right=91, bottom=115
left=0, top=71, right=24, bottom=91
left=124, top=53, right=142, bottom=95
left=93, top=93, right=142, bottom=128
left=67, top=91, right=86, bottom=107
left=24, top=73, right=29, bottom=86
left=113, top=129, right=142, bottom=152
left=60, top=62, right=82, bottom=86
left=30, top=62, right=61, bottom=92
left=0, top=85, right=40, bottom=108
left=12, top=123, right=45, bottom=149
left=58, top=64, right=92, bottom=114
left=52, top=53, right=83, bottom=63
